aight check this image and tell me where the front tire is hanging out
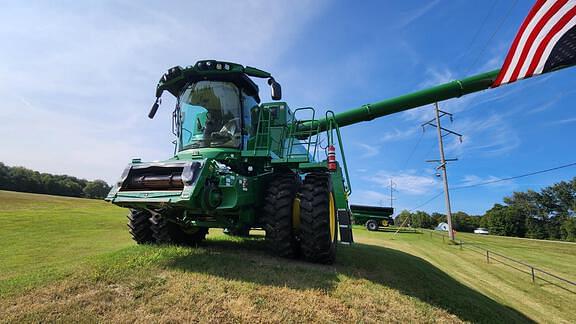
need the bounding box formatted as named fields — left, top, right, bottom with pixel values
left=127, top=209, right=154, bottom=244
left=151, top=216, right=207, bottom=246
left=300, top=172, right=337, bottom=264
left=262, top=172, right=301, bottom=258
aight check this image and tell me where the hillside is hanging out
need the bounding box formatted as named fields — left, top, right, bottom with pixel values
left=1, top=190, right=574, bottom=323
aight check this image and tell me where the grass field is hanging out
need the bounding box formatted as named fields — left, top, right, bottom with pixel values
left=1, top=190, right=574, bottom=323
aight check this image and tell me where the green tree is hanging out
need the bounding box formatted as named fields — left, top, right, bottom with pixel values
left=412, top=211, right=432, bottom=228
left=483, top=204, right=525, bottom=237
left=83, top=180, right=111, bottom=199
left=561, top=217, right=576, bottom=242
left=430, top=212, right=444, bottom=227
left=395, top=210, right=413, bottom=227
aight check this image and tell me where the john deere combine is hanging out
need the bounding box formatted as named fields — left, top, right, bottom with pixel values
left=106, top=56, right=571, bottom=263
left=106, top=60, right=354, bottom=264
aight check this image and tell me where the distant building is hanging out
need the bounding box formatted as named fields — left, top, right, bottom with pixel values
left=435, top=222, right=449, bottom=231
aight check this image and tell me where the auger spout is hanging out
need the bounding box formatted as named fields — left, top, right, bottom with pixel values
left=302, top=69, right=500, bottom=133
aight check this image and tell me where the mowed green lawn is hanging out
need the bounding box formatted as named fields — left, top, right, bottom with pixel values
left=0, top=190, right=574, bottom=323
left=454, top=231, right=576, bottom=282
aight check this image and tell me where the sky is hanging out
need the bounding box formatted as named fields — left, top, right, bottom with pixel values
left=1, top=0, right=575, bottom=215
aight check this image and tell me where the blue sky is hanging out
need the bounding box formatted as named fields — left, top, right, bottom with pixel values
left=1, top=1, right=575, bottom=215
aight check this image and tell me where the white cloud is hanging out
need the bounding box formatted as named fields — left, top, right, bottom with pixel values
left=350, top=190, right=391, bottom=206
left=356, top=143, right=380, bottom=158
left=378, top=127, right=420, bottom=142
left=396, top=0, right=440, bottom=29
left=444, top=114, right=520, bottom=157
left=456, top=175, right=512, bottom=188
left=546, top=117, right=576, bottom=125
left=364, top=170, right=440, bottom=195
left=0, top=1, right=326, bottom=182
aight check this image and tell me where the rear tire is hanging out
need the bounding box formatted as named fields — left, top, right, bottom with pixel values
left=127, top=209, right=154, bottom=244
left=151, top=216, right=207, bottom=246
left=300, top=172, right=337, bottom=264
left=262, top=172, right=301, bottom=258
left=366, top=219, right=379, bottom=231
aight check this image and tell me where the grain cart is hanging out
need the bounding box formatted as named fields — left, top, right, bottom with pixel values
left=107, top=49, right=575, bottom=263
left=350, top=205, right=394, bottom=231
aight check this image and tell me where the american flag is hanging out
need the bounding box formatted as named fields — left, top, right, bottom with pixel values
left=492, top=0, right=576, bottom=87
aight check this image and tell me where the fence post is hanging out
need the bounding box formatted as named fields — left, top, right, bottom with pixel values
left=531, top=267, right=535, bottom=283
left=486, top=250, right=490, bottom=264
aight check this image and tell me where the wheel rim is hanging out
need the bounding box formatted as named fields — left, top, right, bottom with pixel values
left=292, top=197, right=301, bottom=230
left=329, top=192, right=336, bottom=242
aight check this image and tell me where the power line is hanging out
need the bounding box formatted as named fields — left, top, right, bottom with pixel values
left=456, top=0, right=499, bottom=71
left=409, top=191, right=444, bottom=212
left=451, top=162, right=576, bottom=190
left=465, top=0, right=519, bottom=75
left=404, top=161, right=576, bottom=213
left=402, top=130, right=424, bottom=166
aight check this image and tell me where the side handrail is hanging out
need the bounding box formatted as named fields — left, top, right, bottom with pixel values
left=288, top=107, right=318, bottom=161
left=325, top=110, right=352, bottom=195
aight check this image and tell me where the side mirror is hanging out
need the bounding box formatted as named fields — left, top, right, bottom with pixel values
left=268, top=78, right=282, bottom=100
left=148, top=98, right=161, bottom=119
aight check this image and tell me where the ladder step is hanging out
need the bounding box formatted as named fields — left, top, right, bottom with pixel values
left=337, top=209, right=354, bottom=243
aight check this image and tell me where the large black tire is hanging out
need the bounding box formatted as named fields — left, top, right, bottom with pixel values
left=151, top=216, right=208, bottom=246
left=127, top=209, right=154, bottom=244
left=300, top=172, right=337, bottom=264
left=366, top=219, right=379, bottom=231
left=262, top=172, right=301, bottom=258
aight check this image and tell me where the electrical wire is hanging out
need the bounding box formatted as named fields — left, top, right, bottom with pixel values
left=451, top=161, right=576, bottom=190
left=409, top=191, right=444, bottom=212
left=402, top=130, right=424, bottom=166
left=456, top=0, right=498, bottom=71
left=465, top=0, right=519, bottom=75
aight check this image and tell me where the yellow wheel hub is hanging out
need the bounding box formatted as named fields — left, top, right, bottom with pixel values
left=292, top=197, right=301, bottom=230
left=329, top=192, right=336, bottom=242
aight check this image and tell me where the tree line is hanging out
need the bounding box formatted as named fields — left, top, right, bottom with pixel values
left=395, top=177, right=576, bottom=242
left=0, top=162, right=111, bottom=199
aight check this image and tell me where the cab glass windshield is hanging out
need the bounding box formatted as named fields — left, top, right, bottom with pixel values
left=178, top=81, right=242, bottom=149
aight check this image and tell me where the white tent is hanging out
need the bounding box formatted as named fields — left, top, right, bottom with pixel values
left=435, top=222, right=449, bottom=231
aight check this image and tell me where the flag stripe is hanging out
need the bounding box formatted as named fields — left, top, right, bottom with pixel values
left=497, top=0, right=556, bottom=85
left=528, top=6, right=576, bottom=75
left=518, top=2, right=575, bottom=79
left=493, top=0, right=547, bottom=86
left=535, top=14, right=576, bottom=74
left=507, top=0, right=567, bottom=83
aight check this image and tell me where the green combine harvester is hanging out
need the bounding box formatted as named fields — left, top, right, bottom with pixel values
left=103, top=59, right=559, bottom=263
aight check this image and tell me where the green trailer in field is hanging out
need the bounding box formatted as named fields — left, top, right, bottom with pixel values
left=350, top=205, right=394, bottom=231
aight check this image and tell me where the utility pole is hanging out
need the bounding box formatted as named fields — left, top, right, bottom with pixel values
left=388, top=179, right=397, bottom=208
left=422, top=102, right=462, bottom=241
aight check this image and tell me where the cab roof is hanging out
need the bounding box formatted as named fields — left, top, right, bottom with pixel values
left=156, top=60, right=268, bottom=103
